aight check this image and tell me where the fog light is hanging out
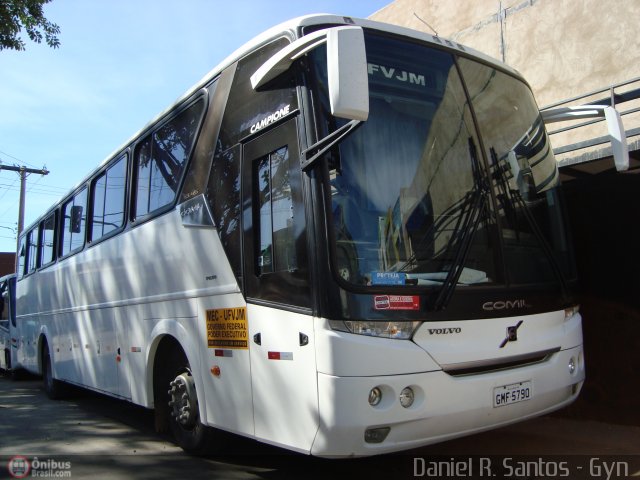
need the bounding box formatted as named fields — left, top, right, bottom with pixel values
left=364, top=427, right=390, bottom=444
left=399, top=387, right=415, bottom=408
left=568, top=357, right=576, bottom=375
left=368, top=387, right=382, bottom=406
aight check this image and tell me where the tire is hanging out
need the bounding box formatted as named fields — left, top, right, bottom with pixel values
left=42, top=343, right=66, bottom=399
left=159, top=347, right=217, bottom=455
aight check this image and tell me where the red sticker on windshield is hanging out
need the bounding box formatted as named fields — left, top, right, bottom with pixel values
left=374, top=295, right=420, bottom=310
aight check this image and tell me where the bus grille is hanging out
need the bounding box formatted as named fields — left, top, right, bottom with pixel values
left=441, top=347, right=561, bottom=377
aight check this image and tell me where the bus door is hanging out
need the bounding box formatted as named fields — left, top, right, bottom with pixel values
left=2, top=276, right=18, bottom=371
left=0, top=276, right=12, bottom=370
left=241, top=118, right=319, bottom=451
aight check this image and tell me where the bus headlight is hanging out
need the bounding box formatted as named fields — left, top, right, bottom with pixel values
left=329, top=320, right=421, bottom=339
left=564, top=305, right=580, bottom=320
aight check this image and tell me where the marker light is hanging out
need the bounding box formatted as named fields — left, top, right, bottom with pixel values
left=368, top=387, right=382, bottom=406
left=399, top=387, right=415, bottom=408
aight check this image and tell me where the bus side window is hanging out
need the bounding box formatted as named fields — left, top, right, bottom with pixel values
left=91, top=154, right=127, bottom=242
left=38, top=212, right=56, bottom=268
left=17, top=237, right=26, bottom=279
left=16, top=223, right=40, bottom=277
left=0, top=281, right=8, bottom=330
left=255, top=146, right=296, bottom=275
left=26, top=228, right=38, bottom=274
left=60, top=187, right=88, bottom=257
left=242, top=119, right=310, bottom=308
left=134, top=99, right=205, bottom=219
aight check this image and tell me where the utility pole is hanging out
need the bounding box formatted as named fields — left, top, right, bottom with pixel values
left=0, top=164, right=49, bottom=269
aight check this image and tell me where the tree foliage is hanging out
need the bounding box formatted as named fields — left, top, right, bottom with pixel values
left=0, top=0, right=60, bottom=51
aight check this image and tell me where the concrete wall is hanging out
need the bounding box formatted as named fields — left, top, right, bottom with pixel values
left=0, top=253, right=15, bottom=276
left=370, top=0, right=639, bottom=107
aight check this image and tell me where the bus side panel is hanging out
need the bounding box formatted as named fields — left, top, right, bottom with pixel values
left=196, top=293, right=254, bottom=436
left=114, top=306, right=132, bottom=400
left=77, top=306, right=120, bottom=395
left=14, top=274, right=40, bottom=374
left=248, top=304, right=319, bottom=453
left=0, top=328, right=7, bottom=370
left=54, top=311, right=79, bottom=383
left=16, top=198, right=252, bottom=432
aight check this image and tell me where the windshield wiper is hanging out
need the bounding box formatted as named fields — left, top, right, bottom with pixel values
left=406, top=268, right=489, bottom=286
left=432, top=188, right=488, bottom=310
left=489, top=148, right=570, bottom=302
left=431, top=138, right=489, bottom=311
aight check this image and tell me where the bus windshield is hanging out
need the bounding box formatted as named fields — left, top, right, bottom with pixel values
left=312, top=33, right=576, bottom=296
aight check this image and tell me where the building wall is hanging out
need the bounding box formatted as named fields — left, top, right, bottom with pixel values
left=0, top=253, right=15, bottom=276
left=370, top=0, right=639, bottom=107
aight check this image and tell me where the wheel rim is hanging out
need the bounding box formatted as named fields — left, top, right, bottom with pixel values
left=168, top=370, right=198, bottom=430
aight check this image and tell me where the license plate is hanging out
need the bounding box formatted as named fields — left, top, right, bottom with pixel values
left=493, top=381, right=532, bottom=408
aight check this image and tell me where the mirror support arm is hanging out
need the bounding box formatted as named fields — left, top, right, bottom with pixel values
left=250, top=29, right=330, bottom=90
left=300, top=119, right=362, bottom=171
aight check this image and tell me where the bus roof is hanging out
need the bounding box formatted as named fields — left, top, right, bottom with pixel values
left=127, top=14, right=520, bottom=158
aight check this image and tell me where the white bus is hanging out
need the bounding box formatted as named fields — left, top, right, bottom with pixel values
left=14, top=14, right=586, bottom=457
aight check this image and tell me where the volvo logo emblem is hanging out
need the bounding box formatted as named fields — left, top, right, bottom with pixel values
left=499, top=320, right=523, bottom=348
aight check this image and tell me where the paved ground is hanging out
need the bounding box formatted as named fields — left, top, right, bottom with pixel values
left=0, top=376, right=639, bottom=479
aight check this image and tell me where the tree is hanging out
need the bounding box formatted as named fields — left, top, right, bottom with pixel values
left=0, top=0, right=60, bottom=51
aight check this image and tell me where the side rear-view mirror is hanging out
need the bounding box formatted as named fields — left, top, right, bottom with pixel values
left=541, top=105, right=629, bottom=172
left=70, top=206, right=83, bottom=234
left=250, top=25, right=369, bottom=121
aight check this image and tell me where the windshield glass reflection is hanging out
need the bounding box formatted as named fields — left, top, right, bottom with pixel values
left=311, top=33, right=575, bottom=295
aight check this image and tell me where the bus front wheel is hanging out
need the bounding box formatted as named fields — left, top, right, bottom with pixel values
left=161, top=347, right=216, bottom=454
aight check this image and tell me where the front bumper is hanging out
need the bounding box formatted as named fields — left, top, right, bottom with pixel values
left=311, top=345, right=584, bottom=457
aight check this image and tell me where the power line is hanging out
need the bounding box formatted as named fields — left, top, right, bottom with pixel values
left=0, top=196, right=19, bottom=220
left=0, top=149, right=39, bottom=169
left=0, top=165, right=50, bottom=268
left=0, top=176, right=20, bottom=205
left=0, top=182, right=66, bottom=196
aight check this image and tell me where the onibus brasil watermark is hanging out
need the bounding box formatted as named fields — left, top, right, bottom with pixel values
left=7, top=456, right=72, bottom=478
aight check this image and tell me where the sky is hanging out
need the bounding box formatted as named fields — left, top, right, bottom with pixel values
left=0, top=0, right=391, bottom=253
